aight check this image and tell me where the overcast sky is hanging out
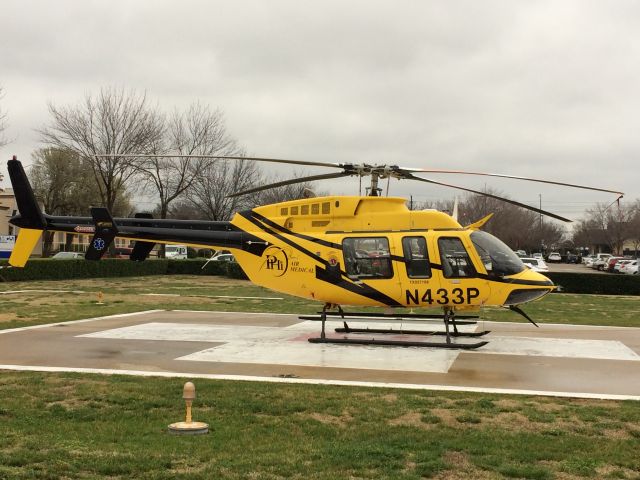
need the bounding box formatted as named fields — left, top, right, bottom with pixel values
left=1, top=0, right=639, bottom=221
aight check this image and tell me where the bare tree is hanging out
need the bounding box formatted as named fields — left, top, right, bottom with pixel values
left=626, top=200, right=640, bottom=255
left=250, top=172, right=326, bottom=206
left=30, top=148, right=98, bottom=255
left=136, top=103, right=242, bottom=219
left=0, top=86, right=8, bottom=148
left=457, top=189, right=566, bottom=252
left=186, top=159, right=261, bottom=221
left=573, top=201, right=634, bottom=254
left=39, top=87, right=164, bottom=213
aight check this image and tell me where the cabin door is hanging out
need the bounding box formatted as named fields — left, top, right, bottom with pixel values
left=341, top=235, right=401, bottom=306
left=431, top=234, right=491, bottom=308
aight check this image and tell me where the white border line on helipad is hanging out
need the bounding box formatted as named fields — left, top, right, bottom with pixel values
left=0, top=364, right=637, bottom=401
left=2, top=308, right=640, bottom=332
left=0, top=310, right=164, bottom=335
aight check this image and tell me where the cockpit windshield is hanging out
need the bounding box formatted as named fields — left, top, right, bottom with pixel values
left=470, top=230, right=525, bottom=276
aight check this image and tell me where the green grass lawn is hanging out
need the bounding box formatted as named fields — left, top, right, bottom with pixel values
left=1, top=275, right=640, bottom=330
left=1, top=276, right=639, bottom=478
left=0, top=372, right=638, bottom=480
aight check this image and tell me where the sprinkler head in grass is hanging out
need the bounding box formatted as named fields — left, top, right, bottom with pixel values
left=168, top=381, right=209, bottom=435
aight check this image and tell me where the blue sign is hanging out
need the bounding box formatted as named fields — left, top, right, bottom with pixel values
left=0, top=235, right=15, bottom=259
left=93, top=238, right=106, bottom=251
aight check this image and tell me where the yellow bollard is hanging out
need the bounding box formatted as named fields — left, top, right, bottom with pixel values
left=168, top=382, right=209, bottom=435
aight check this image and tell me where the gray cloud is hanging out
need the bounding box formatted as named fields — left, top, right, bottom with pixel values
left=1, top=0, right=638, bottom=220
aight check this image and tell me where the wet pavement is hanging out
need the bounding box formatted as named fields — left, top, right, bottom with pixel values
left=1, top=310, right=639, bottom=400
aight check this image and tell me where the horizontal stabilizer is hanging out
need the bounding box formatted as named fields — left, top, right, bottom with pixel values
left=130, top=213, right=155, bottom=261
left=131, top=241, right=155, bottom=261
left=9, top=229, right=43, bottom=267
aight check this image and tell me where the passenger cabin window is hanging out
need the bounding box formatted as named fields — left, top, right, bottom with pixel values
left=402, top=236, right=431, bottom=278
left=343, top=237, right=393, bottom=279
left=438, top=237, right=475, bottom=278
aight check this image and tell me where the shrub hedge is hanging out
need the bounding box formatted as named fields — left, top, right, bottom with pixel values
left=0, top=260, right=636, bottom=295
left=546, top=272, right=640, bottom=295
left=0, top=258, right=247, bottom=282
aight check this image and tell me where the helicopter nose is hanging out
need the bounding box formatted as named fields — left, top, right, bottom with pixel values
left=501, top=268, right=555, bottom=306
left=515, top=267, right=554, bottom=286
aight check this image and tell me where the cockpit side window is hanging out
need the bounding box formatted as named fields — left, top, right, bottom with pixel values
left=342, top=237, right=393, bottom=279
left=438, top=237, right=476, bottom=278
left=470, top=230, right=525, bottom=276
left=402, top=236, right=431, bottom=278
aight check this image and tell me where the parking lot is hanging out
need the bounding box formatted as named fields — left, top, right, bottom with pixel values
left=547, top=263, right=607, bottom=274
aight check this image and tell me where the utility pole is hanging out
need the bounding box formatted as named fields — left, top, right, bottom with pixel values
left=539, top=194, right=543, bottom=254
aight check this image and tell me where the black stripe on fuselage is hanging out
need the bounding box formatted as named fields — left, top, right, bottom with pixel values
left=239, top=211, right=402, bottom=306
left=248, top=211, right=343, bottom=250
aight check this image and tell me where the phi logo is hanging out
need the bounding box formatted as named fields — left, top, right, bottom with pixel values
left=262, top=246, right=288, bottom=277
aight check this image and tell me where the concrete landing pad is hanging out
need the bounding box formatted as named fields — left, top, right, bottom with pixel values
left=1, top=310, right=639, bottom=400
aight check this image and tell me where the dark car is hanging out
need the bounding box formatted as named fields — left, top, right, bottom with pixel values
left=104, top=247, right=132, bottom=259
left=565, top=253, right=579, bottom=264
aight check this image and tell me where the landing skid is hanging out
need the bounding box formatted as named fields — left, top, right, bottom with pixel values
left=308, top=336, right=488, bottom=349
left=333, top=326, right=490, bottom=337
left=302, top=305, right=489, bottom=350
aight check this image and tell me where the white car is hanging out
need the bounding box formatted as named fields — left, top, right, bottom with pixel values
left=211, top=253, right=236, bottom=262
left=592, top=254, right=613, bottom=271
left=547, top=252, right=562, bottom=262
left=614, top=259, right=633, bottom=273
left=532, top=253, right=543, bottom=259
left=520, top=257, right=549, bottom=272
left=165, top=244, right=188, bottom=259
left=51, top=251, right=84, bottom=259
left=622, top=260, right=638, bottom=275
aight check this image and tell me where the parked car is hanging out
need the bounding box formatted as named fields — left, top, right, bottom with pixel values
left=211, top=253, right=236, bottom=262
left=622, top=260, right=638, bottom=275
left=520, top=257, right=549, bottom=272
left=606, top=257, right=624, bottom=272
left=582, top=254, right=596, bottom=265
left=565, top=253, right=579, bottom=264
left=105, top=247, right=132, bottom=259
left=515, top=250, right=527, bottom=257
left=614, top=259, right=634, bottom=273
left=165, top=244, right=188, bottom=259
left=532, top=253, right=543, bottom=260
left=591, top=254, right=613, bottom=271
left=51, top=251, right=83, bottom=259
left=547, top=252, right=562, bottom=262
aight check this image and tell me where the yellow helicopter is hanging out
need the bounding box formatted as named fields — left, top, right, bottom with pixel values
left=5, top=155, right=623, bottom=349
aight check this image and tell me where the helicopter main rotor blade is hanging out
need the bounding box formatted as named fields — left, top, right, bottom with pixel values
left=94, top=154, right=343, bottom=169
left=227, top=172, right=352, bottom=198
left=408, top=168, right=624, bottom=197
left=407, top=174, right=573, bottom=222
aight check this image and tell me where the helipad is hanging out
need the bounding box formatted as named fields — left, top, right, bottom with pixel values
left=1, top=310, right=639, bottom=400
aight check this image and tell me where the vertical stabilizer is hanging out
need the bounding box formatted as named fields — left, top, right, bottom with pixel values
left=7, top=156, right=46, bottom=229
left=6, top=156, right=47, bottom=267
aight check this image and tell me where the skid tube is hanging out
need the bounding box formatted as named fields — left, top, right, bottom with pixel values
left=303, top=305, right=489, bottom=350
